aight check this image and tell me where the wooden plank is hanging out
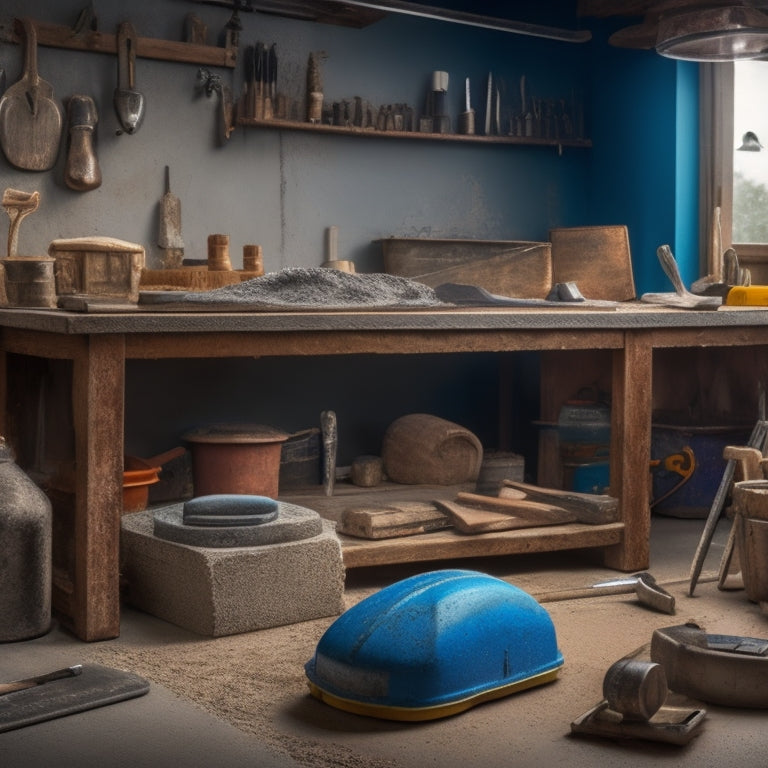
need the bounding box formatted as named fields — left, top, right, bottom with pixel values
left=125, top=327, right=625, bottom=359
left=338, top=502, right=450, bottom=539
left=339, top=522, right=625, bottom=568
left=67, top=334, right=125, bottom=641
left=0, top=18, right=237, bottom=68
left=1, top=328, right=87, bottom=359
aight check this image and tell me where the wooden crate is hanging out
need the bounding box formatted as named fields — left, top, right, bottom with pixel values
left=49, top=236, right=145, bottom=302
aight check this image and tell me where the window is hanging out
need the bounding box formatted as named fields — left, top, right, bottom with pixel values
left=704, top=61, right=768, bottom=283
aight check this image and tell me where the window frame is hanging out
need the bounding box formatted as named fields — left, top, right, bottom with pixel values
left=703, top=61, right=768, bottom=282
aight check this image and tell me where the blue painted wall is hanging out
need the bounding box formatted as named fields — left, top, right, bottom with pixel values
left=587, top=20, right=700, bottom=294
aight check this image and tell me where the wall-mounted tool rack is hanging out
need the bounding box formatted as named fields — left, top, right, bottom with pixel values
left=0, top=17, right=237, bottom=68
left=237, top=116, right=592, bottom=149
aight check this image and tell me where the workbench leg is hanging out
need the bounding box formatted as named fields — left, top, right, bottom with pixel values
left=70, top=335, right=125, bottom=641
left=603, top=332, right=652, bottom=571
left=0, top=339, right=6, bottom=438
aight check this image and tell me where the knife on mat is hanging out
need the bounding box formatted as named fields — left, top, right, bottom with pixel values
left=0, top=665, right=83, bottom=696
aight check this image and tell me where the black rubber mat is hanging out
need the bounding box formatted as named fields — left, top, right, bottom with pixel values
left=0, top=664, right=150, bottom=733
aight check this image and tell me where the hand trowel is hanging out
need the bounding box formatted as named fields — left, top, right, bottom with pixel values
left=158, top=166, right=184, bottom=268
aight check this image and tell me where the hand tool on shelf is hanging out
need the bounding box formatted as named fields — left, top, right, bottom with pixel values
left=458, top=76, right=474, bottom=135
left=2, top=187, right=40, bottom=258
left=0, top=18, right=62, bottom=170
left=431, top=70, right=449, bottom=133
left=484, top=71, right=493, bottom=135
left=114, top=21, right=145, bottom=135
left=64, top=94, right=101, bottom=191
left=158, top=166, right=184, bottom=268
left=321, top=410, right=337, bottom=497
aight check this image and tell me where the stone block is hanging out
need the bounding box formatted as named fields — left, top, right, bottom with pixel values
left=120, top=511, right=345, bottom=636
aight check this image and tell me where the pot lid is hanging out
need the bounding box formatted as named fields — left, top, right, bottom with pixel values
left=183, top=423, right=290, bottom=444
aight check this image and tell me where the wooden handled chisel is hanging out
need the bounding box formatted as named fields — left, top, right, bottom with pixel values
left=0, top=665, right=83, bottom=696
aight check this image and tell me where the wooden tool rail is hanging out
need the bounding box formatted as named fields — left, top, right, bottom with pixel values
left=0, top=17, right=237, bottom=68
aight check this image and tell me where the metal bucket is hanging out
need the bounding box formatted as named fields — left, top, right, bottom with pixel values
left=3, top=256, right=57, bottom=308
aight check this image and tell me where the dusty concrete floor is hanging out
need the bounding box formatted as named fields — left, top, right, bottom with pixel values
left=2, top=515, right=768, bottom=768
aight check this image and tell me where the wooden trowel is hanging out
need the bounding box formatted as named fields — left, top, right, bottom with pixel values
left=0, top=18, right=62, bottom=171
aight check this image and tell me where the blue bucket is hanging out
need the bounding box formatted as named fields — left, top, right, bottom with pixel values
left=651, top=424, right=751, bottom=518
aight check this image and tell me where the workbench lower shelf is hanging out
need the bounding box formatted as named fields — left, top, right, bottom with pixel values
left=281, top=483, right=624, bottom=569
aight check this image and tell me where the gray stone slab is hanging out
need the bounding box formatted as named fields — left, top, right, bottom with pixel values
left=121, top=510, right=345, bottom=636
left=153, top=501, right=322, bottom=547
left=6, top=305, right=768, bottom=337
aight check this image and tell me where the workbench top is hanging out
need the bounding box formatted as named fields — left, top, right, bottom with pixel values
left=1, top=302, right=767, bottom=336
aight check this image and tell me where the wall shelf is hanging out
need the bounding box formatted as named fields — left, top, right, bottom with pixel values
left=236, top=116, right=592, bottom=149
left=0, top=17, right=237, bottom=68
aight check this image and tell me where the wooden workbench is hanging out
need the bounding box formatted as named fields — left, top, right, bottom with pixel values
left=2, top=302, right=767, bottom=640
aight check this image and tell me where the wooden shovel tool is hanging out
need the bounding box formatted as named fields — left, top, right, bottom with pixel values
left=0, top=18, right=62, bottom=171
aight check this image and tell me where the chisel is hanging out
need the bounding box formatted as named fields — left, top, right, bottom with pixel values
left=0, top=665, right=83, bottom=696
left=458, top=76, right=474, bottom=134
left=484, top=71, right=493, bottom=135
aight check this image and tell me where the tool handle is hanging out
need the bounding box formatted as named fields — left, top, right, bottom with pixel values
left=19, top=18, right=39, bottom=85
left=0, top=665, right=82, bottom=697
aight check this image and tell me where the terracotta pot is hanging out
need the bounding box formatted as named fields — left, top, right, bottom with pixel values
left=183, top=424, right=289, bottom=498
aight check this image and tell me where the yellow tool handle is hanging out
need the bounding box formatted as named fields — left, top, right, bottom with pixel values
left=725, top=286, right=768, bottom=306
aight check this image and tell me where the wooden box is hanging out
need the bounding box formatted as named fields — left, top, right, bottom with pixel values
left=49, top=236, right=145, bottom=302
left=379, top=238, right=552, bottom=299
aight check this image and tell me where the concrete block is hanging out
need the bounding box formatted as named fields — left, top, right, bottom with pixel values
left=121, top=511, right=345, bottom=636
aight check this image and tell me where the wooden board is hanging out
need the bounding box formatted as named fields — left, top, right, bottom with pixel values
left=337, top=522, right=625, bottom=568
left=338, top=501, right=450, bottom=539
left=550, top=225, right=636, bottom=301
left=435, top=498, right=575, bottom=533
left=499, top=480, right=619, bottom=524
left=283, top=481, right=624, bottom=567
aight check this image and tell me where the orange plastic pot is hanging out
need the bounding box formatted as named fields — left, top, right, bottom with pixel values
left=123, top=456, right=161, bottom=512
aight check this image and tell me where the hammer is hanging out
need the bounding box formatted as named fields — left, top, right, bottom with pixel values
left=533, top=572, right=676, bottom=615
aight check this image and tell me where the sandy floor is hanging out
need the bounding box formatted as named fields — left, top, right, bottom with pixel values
left=4, top=516, right=768, bottom=768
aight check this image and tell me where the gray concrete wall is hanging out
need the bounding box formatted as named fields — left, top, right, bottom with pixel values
left=2, top=1, right=589, bottom=466
left=1, top=0, right=591, bottom=271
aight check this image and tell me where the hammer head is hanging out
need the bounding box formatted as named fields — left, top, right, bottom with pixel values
left=634, top=572, right=676, bottom=615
